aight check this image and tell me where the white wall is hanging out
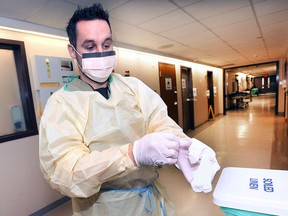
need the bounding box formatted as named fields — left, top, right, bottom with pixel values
left=0, top=136, right=63, bottom=216
left=0, top=27, right=223, bottom=215
left=0, top=29, right=71, bottom=216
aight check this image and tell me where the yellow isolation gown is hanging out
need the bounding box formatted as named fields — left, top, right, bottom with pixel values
left=39, top=73, right=189, bottom=216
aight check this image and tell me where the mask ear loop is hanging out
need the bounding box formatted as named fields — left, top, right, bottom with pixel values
left=70, top=44, right=82, bottom=57
left=70, top=44, right=84, bottom=72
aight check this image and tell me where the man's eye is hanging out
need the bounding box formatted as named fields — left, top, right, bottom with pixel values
left=103, top=44, right=110, bottom=49
left=87, top=46, right=94, bottom=51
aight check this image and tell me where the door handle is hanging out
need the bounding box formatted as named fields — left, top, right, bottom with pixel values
left=174, top=101, right=178, bottom=105
left=186, top=98, right=192, bottom=102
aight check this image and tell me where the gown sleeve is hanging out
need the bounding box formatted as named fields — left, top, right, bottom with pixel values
left=39, top=90, right=137, bottom=198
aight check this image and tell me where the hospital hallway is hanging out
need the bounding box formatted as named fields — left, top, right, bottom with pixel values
left=45, top=94, right=288, bottom=216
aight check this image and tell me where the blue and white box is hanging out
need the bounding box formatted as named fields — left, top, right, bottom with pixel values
left=213, top=167, right=288, bottom=216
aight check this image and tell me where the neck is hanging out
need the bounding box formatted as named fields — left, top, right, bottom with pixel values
left=80, top=72, right=108, bottom=89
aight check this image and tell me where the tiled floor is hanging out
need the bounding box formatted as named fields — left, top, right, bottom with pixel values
left=46, top=94, right=288, bottom=216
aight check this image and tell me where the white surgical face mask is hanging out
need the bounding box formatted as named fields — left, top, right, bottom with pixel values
left=72, top=46, right=116, bottom=83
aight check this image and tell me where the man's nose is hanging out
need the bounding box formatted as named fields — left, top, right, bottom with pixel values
left=95, top=47, right=103, bottom=53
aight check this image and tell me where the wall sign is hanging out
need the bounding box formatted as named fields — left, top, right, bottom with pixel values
left=181, top=78, right=186, bottom=89
left=193, top=88, right=197, bottom=97
left=165, top=77, right=172, bottom=90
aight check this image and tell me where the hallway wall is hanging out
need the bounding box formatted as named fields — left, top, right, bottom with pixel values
left=0, top=29, right=72, bottom=216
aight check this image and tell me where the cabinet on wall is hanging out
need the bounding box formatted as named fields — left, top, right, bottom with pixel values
left=34, top=55, right=76, bottom=115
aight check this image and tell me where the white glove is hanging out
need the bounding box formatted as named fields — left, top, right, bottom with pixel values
left=133, top=132, right=180, bottom=166
left=188, top=138, right=220, bottom=193
left=176, top=139, right=195, bottom=183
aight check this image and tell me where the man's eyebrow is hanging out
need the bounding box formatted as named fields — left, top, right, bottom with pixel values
left=104, top=37, right=113, bottom=43
left=81, top=37, right=113, bottom=46
left=81, top=40, right=95, bottom=46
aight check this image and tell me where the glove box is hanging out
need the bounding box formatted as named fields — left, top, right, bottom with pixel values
left=213, top=167, right=288, bottom=216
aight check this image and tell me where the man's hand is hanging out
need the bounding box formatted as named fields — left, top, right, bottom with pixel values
left=177, top=138, right=220, bottom=193
left=133, top=132, right=180, bottom=166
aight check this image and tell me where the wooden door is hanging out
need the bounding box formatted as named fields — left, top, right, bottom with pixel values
left=159, top=62, right=178, bottom=123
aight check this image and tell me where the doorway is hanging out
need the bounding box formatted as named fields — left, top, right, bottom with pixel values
left=207, top=71, right=214, bottom=119
left=158, top=62, right=178, bottom=123
left=181, top=66, right=194, bottom=132
left=223, top=61, right=279, bottom=115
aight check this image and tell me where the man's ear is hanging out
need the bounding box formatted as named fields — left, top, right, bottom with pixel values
left=67, top=44, right=77, bottom=59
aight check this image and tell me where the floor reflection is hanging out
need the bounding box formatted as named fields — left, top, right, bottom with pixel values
left=246, top=93, right=288, bottom=170
left=188, top=93, right=288, bottom=171
left=271, top=116, right=288, bottom=170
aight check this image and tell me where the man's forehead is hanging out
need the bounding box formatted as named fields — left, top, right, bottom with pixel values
left=76, top=20, right=111, bottom=39
left=76, top=20, right=110, bottom=32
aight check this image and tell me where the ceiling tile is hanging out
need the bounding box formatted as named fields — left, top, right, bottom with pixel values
left=64, top=0, right=130, bottom=10
left=254, top=0, right=288, bottom=16
left=213, top=19, right=259, bottom=42
left=26, top=0, right=78, bottom=29
left=172, top=47, right=210, bottom=60
left=111, top=18, right=173, bottom=50
left=263, top=30, right=288, bottom=45
left=183, top=0, right=250, bottom=20
left=258, top=9, right=288, bottom=26
left=269, top=47, right=287, bottom=58
left=261, top=19, right=288, bottom=34
left=160, top=21, right=207, bottom=39
left=139, top=9, right=195, bottom=33
left=0, top=0, right=50, bottom=20
left=170, top=0, right=202, bottom=7
left=229, top=38, right=264, bottom=50
left=182, top=32, right=225, bottom=48
left=109, top=0, right=177, bottom=25
left=158, top=44, right=190, bottom=55
left=201, top=6, right=254, bottom=29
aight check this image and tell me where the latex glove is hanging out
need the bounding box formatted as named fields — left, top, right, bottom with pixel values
left=133, top=132, right=180, bottom=166
left=188, top=138, right=220, bottom=193
left=176, top=139, right=195, bottom=183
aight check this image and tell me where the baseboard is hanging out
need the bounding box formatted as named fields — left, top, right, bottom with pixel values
left=29, top=196, right=70, bottom=216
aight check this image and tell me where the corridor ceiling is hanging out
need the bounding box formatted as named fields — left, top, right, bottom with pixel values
left=0, top=0, right=287, bottom=73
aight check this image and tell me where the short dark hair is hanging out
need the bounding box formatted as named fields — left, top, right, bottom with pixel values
left=66, top=3, right=111, bottom=47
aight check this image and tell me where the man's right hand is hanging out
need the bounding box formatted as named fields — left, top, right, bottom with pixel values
left=132, top=132, right=180, bottom=166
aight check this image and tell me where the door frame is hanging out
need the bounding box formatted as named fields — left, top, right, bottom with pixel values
left=181, top=66, right=195, bottom=131
left=223, top=61, right=279, bottom=115
left=207, top=71, right=214, bottom=119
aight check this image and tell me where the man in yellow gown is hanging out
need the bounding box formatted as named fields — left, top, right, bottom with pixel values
left=39, top=3, right=219, bottom=216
